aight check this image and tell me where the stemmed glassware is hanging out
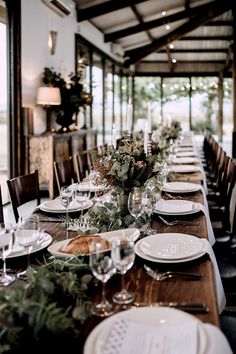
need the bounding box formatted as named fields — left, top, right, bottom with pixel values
left=16, top=215, right=40, bottom=280
left=60, top=186, right=73, bottom=227
left=142, top=188, right=157, bottom=235
left=0, top=223, right=15, bottom=286
left=111, top=237, right=135, bottom=304
left=89, top=239, right=116, bottom=317
left=74, top=183, right=91, bottom=219
left=128, top=187, right=143, bottom=228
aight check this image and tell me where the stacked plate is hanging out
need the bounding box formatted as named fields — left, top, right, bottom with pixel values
left=155, top=199, right=200, bottom=215
left=161, top=182, right=200, bottom=194
left=39, top=198, right=93, bottom=213
left=172, top=157, right=199, bottom=165
left=134, top=233, right=206, bottom=263
left=170, top=165, right=201, bottom=173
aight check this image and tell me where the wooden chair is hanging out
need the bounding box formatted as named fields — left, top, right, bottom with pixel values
left=0, top=185, right=4, bottom=223
left=7, top=170, right=41, bottom=223
left=73, top=151, right=91, bottom=182
left=53, top=157, right=77, bottom=192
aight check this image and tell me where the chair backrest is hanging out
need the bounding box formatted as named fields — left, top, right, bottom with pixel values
left=221, top=159, right=236, bottom=231
left=73, top=152, right=91, bottom=181
left=7, top=170, right=40, bottom=222
left=54, top=157, right=77, bottom=192
left=0, top=185, right=4, bottom=223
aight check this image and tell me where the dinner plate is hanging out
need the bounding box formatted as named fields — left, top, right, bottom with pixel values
left=134, top=238, right=206, bottom=263
left=139, top=233, right=204, bottom=260
left=39, top=199, right=93, bottom=213
left=155, top=199, right=200, bottom=215
left=161, top=182, right=200, bottom=194
left=47, top=228, right=140, bottom=258
left=84, top=307, right=207, bottom=354
left=6, top=232, right=52, bottom=259
left=172, top=157, right=199, bottom=165
left=70, top=182, right=108, bottom=193
left=176, top=151, right=198, bottom=157
left=170, top=165, right=201, bottom=173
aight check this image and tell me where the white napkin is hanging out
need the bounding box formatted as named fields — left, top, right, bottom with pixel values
left=102, top=318, right=198, bottom=354
left=195, top=203, right=215, bottom=245
left=156, top=199, right=194, bottom=214
left=202, top=239, right=226, bottom=314
left=170, top=165, right=201, bottom=173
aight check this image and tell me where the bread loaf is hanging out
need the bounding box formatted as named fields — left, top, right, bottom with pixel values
left=58, top=235, right=111, bottom=255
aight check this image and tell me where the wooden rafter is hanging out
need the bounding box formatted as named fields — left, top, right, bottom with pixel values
left=104, top=1, right=226, bottom=43
left=124, top=1, right=232, bottom=67
left=76, top=0, right=145, bottom=22
left=180, top=35, right=232, bottom=40
left=158, top=48, right=228, bottom=53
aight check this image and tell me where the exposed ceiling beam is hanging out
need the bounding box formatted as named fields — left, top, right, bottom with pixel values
left=76, top=0, right=145, bottom=22
left=124, top=2, right=232, bottom=66
left=104, top=1, right=225, bottom=43
left=142, top=60, right=225, bottom=64
left=130, top=4, right=153, bottom=42
left=165, top=46, right=174, bottom=72
left=158, top=48, right=228, bottom=53
left=223, top=43, right=233, bottom=72
left=179, top=35, right=232, bottom=40
left=204, top=20, right=233, bottom=26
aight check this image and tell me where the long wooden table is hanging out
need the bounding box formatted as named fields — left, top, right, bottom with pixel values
left=4, top=176, right=220, bottom=352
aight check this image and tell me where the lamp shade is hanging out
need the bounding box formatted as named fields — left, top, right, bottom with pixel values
left=36, top=86, right=61, bottom=106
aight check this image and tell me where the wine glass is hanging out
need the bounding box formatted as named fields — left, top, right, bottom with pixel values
left=60, top=186, right=73, bottom=227
left=74, top=183, right=91, bottom=219
left=128, top=187, right=143, bottom=228
left=16, top=215, right=40, bottom=280
left=89, top=169, right=101, bottom=202
left=111, top=237, right=135, bottom=304
left=0, top=223, right=15, bottom=286
left=89, top=239, right=116, bottom=317
left=142, top=188, right=157, bottom=235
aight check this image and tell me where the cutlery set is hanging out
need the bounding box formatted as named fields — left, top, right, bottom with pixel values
left=144, top=264, right=205, bottom=281
left=133, top=302, right=209, bottom=313
left=158, top=215, right=199, bottom=227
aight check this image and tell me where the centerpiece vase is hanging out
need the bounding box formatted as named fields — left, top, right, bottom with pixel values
left=116, top=189, right=132, bottom=216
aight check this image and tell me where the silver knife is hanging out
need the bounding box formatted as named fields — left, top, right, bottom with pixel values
left=144, top=265, right=204, bottom=280
left=133, top=302, right=209, bottom=313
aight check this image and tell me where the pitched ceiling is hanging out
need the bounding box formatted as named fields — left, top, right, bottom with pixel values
left=75, top=0, right=234, bottom=76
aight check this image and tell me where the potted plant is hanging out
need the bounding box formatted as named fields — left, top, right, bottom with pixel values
left=41, top=67, right=92, bottom=132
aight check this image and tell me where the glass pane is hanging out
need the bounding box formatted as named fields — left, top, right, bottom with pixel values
left=92, top=53, right=103, bottom=146
left=0, top=18, right=9, bottom=204
left=162, top=78, right=190, bottom=130
left=104, top=61, right=113, bottom=145
left=114, top=67, right=121, bottom=135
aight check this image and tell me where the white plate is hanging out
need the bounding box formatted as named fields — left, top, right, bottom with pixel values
left=176, top=151, right=197, bottom=157
left=162, top=182, right=200, bottom=194
left=84, top=307, right=207, bottom=354
left=39, top=199, right=93, bottom=213
left=172, top=157, right=199, bottom=165
left=47, top=228, right=140, bottom=258
left=170, top=165, right=201, bottom=173
left=139, top=233, right=204, bottom=260
left=6, top=232, right=52, bottom=258
left=70, top=182, right=108, bottom=193
left=155, top=199, right=200, bottom=215
left=135, top=238, right=206, bottom=263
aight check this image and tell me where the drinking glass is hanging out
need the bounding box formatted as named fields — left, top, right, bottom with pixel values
left=89, top=169, right=100, bottom=202
left=16, top=215, right=40, bottom=280
left=60, top=186, right=73, bottom=227
left=142, top=189, right=157, bottom=235
left=0, top=223, right=15, bottom=286
left=128, top=188, right=143, bottom=228
left=74, top=183, right=91, bottom=218
left=112, top=238, right=135, bottom=304
left=89, top=239, right=116, bottom=317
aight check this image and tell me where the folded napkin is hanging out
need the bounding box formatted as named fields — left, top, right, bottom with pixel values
left=170, top=165, right=201, bottom=173
left=195, top=203, right=215, bottom=245
left=202, top=239, right=226, bottom=314
left=156, top=199, right=194, bottom=214
left=103, top=318, right=198, bottom=354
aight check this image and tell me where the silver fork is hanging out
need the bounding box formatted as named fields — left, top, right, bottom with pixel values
left=158, top=215, right=199, bottom=227
left=144, top=265, right=204, bottom=281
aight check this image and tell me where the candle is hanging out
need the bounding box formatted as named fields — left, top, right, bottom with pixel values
left=144, top=122, right=148, bottom=154
left=126, top=98, right=132, bottom=131
left=112, top=123, right=117, bottom=148
left=147, top=101, right=152, bottom=133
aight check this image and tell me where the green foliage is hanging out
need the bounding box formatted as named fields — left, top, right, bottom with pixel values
left=0, top=258, right=92, bottom=353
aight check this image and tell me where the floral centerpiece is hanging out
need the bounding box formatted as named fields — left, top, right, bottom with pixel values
left=41, top=67, right=92, bottom=132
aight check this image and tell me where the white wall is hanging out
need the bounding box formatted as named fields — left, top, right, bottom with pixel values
left=21, top=0, right=120, bottom=134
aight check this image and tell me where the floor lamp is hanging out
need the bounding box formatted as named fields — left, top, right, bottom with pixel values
left=36, top=86, right=61, bottom=134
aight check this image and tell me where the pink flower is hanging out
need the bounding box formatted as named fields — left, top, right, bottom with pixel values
left=135, top=161, right=146, bottom=169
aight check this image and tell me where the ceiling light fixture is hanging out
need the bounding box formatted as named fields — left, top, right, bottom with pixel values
left=165, top=24, right=170, bottom=30
left=172, top=58, right=177, bottom=63
left=169, top=43, right=174, bottom=49
left=162, top=11, right=167, bottom=16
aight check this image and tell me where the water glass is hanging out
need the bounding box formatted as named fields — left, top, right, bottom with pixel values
left=89, top=239, right=116, bottom=317
left=60, top=186, right=73, bottom=227
left=142, top=189, right=157, bottom=235
left=16, top=215, right=40, bottom=280
left=0, top=223, right=15, bottom=286
left=74, top=183, right=91, bottom=218
left=128, top=188, right=143, bottom=227
left=112, top=238, right=135, bottom=304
